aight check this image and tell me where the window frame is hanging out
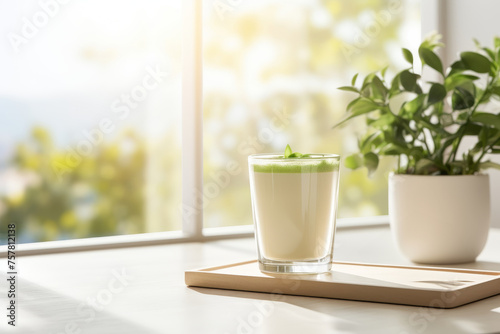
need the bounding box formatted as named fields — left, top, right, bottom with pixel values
left=0, top=216, right=389, bottom=257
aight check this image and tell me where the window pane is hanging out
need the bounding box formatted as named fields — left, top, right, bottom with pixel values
left=203, top=0, right=420, bottom=228
left=0, top=0, right=182, bottom=244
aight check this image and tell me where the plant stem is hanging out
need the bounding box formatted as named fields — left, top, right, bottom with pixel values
left=421, top=130, right=432, bottom=155
left=476, top=137, right=500, bottom=167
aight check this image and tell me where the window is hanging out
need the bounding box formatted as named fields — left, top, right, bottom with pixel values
left=0, top=0, right=421, bottom=245
left=203, top=0, right=420, bottom=228
left=0, top=0, right=182, bottom=244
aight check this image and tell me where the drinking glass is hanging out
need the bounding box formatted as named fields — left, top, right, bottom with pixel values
left=248, top=153, right=340, bottom=274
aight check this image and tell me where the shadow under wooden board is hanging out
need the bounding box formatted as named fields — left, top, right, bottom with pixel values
left=185, top=260, right=500, bottom=308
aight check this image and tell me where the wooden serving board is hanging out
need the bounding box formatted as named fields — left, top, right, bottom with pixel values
left=185, top=260, right=500, bottom=308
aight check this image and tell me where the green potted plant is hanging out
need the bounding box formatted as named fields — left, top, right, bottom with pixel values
left=335, top=34, right=500, bottom=264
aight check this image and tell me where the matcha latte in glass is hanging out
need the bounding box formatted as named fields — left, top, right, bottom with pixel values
left=248, top=146, right=340, bottom=274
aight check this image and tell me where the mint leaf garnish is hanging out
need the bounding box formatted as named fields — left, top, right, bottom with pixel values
left=284, top=144, right=292, bottom=158
left=283, top=145, right=309, bottom=158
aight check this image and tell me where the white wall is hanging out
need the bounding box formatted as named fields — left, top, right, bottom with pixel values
left=422, top=0, right=500, bottom=227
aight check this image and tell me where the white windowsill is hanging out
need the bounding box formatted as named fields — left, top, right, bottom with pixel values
left=0, top=215, right=389, bottom=257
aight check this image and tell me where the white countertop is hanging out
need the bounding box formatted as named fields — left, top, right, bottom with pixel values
left=2, top=225, right=500, bottom=334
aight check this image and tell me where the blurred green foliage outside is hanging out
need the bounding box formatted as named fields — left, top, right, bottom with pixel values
left=0, top=128, right=145, bottom=243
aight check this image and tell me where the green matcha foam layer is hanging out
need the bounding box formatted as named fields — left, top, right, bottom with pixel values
left=253, top=160, right=339, bottom=173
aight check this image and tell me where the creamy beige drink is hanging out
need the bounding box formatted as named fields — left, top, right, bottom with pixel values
left=248, top=152, right=340, bottom=274
left=252, top=171, right=338, bottom=260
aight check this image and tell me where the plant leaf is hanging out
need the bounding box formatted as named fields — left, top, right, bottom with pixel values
left=371, top=76, right=389, bottom=100
left=479, top=127, right=490, bottom=146
left=402, top=48, right=413, bottom=65
left=471, top=140, right=484, bottom=155
left=362, top=73, right=376, bottom=89
left=479, top=161, right=500, bottom=171
left=460, top=51, right=492, bottom=73
left=463, top=123, right=483, bottom=135
left=288, top=152, right=303, bottom=158
left=284, top=144, right=292, bottom=158
left=346, top=97, right=361, bottom=111
left=427, top=83, right=447, bottom=105
left=401, top=95, right=426, bottom=117
left=470, top=112, right=500, bottom=130
left=400, top=70, right=418, bottom=92
left=495, top=36, right=500, bottom=49
left=351, top=73, right=359, bottom=86
left=420, top=32, right=443, bottom=50
left=491, top=86, right=500, bottom=97
left=452, top=87, right=475, bottom=110
left=491, top=61, right=500, bottom=76
left=419, top=47, right=443, bottom=75
left=415, top=158, right=438, bottom=175
left=367, top=113, right=395, bottom=128
left=391, top=73, right=401, bottom=94
left=363, top=152, right=379, bottom=175
left=483, top=47, right=496, bottom=61
left=473, top=38, right=481, bottom=49
left=344, top=154, right=363, bottom=169
left=359, top=132, right=382, bottom=154
left=348, top=99, right=379, bottom=115
left=333, top=98, right=381, bottom=129
left=380, top=143, right=408, bottom=156
left=381, top=66, right=389, bottom=79
left=444, top=74, right=479, bottom=91
left=487, top=130, right=500, bottom=146
left=448, top=60, right=465, bottom=76
left=338, top=86, right=359, bottom=93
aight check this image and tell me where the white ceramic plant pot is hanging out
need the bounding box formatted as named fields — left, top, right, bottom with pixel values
left=389, top=174, right=490, bottom=264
